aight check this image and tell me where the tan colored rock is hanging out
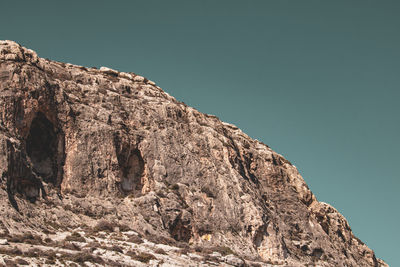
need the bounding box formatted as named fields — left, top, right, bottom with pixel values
left=133, top=75, right=145, bottom=82
left=0, top=40, right=387, bottom=266
left=100, top=66, right=119, bottom=76
left=119, top=72, right=133, bottom=80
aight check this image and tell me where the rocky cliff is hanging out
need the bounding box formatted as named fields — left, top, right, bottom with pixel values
left=0, top=40, right=387, bottom=266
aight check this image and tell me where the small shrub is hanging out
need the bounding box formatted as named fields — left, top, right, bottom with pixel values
left=44, top=250, right=57, bottom=259
left=3, top=259, right=17, bottom=267
left=213, top=246, right=235, bottom=256
left=170, top=184, right=180, bottom=191
left=66, top=251, right=104, bottom=264
left=45, top=258, right=56, bottom=265
left=106, top=259, right=124, bottom=266
left=179, top=247, right=190, bottom=255
left=9, top=232, right=42, bottom=245
left=146, top=234, right=176, bottom=246
left=0, top=246, right=23, bottom=256
left=154, top=248, right=167, bottom=255
left=127, top=235, right=143, bottom=244
left=176, top=241, right=190, bottom=249
left=118, top=224, right=131, bottom=232
left=195, top=245, right=235, bottom=256
left=93, top=220, right=114, bottom=232
left=46, top=220, right=64, bottom=231
left=85, top=241, right=102, bottom=249
left=44, top=237, right=53, bottom=244
left=8, top=235, right=22, bottom=243
left=23, top=248, right=40, bottom=257
left=61, top=241, right=82, bottom=251
left=97, top=233, right=107, bottom=239
left=126, top=250, right=137, bottom=258
left=72, top=231, right=82, bottom=237
left=201, top=186, right=216, bottom=198
left=110, top=245, right=123, bottom=253
left=131, top=252, right=156, bottom=263
left=203, top=254, right=220, bottom=263
left=15, top=258, right=29, bottom=265
left=65, top=232, right=85, bottom=242
left=111, top=235, right=125, bottom=241
left=156, top=190, right=166, bottom=197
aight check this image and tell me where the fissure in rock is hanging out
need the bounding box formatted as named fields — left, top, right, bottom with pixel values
left=26, top=112, right=61, bottom=185
left=121, top=149, right=144, bottom=193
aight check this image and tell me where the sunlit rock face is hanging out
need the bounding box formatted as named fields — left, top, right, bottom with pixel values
left=0, top=40, right=387, bottom=266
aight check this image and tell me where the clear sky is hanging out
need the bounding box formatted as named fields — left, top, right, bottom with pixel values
left=1, top=1, right=398, bottom=265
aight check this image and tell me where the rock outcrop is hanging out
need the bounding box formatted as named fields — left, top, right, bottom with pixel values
left=0, top=40, right=387, bottom=266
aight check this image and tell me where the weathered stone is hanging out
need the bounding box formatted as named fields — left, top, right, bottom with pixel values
left=0, top=40, right=387, bottom=267
left=119, top=72, right=133, bottom=80
left=100, top=66, right=119, bottom=76
left=133, top=75, right=145, bottom=82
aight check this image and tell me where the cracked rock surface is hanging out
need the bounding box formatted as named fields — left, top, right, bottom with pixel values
left=0, top=40, right=387, bottom=266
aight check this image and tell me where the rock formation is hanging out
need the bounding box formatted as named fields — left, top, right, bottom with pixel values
left=0, top=40, right=387, bottom=266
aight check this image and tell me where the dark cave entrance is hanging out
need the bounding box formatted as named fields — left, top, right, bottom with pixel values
left=113, top=133, right=145, bottom=196
left=26, top=112, right=59, bottom=184
left=120, top=149, right=144, bottom=193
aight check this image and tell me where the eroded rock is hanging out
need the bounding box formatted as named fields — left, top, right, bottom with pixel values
left=0, top=40, right=388, bottom=266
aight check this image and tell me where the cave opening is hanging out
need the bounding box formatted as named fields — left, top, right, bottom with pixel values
left=26, top=112, right=59, bottom=184
left=120, top=149, right=144, bottom=193
left=113, top=133, right=145, bottom=195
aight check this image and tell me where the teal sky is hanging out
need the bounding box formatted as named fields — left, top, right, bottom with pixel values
left=1, top=1, right=398, bottom=265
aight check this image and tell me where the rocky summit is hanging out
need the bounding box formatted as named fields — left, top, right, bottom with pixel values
left=0, top=40, right=387, bottom=267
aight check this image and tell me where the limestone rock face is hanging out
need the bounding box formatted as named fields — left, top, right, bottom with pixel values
left=0, top=40, right=387, bottom=266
